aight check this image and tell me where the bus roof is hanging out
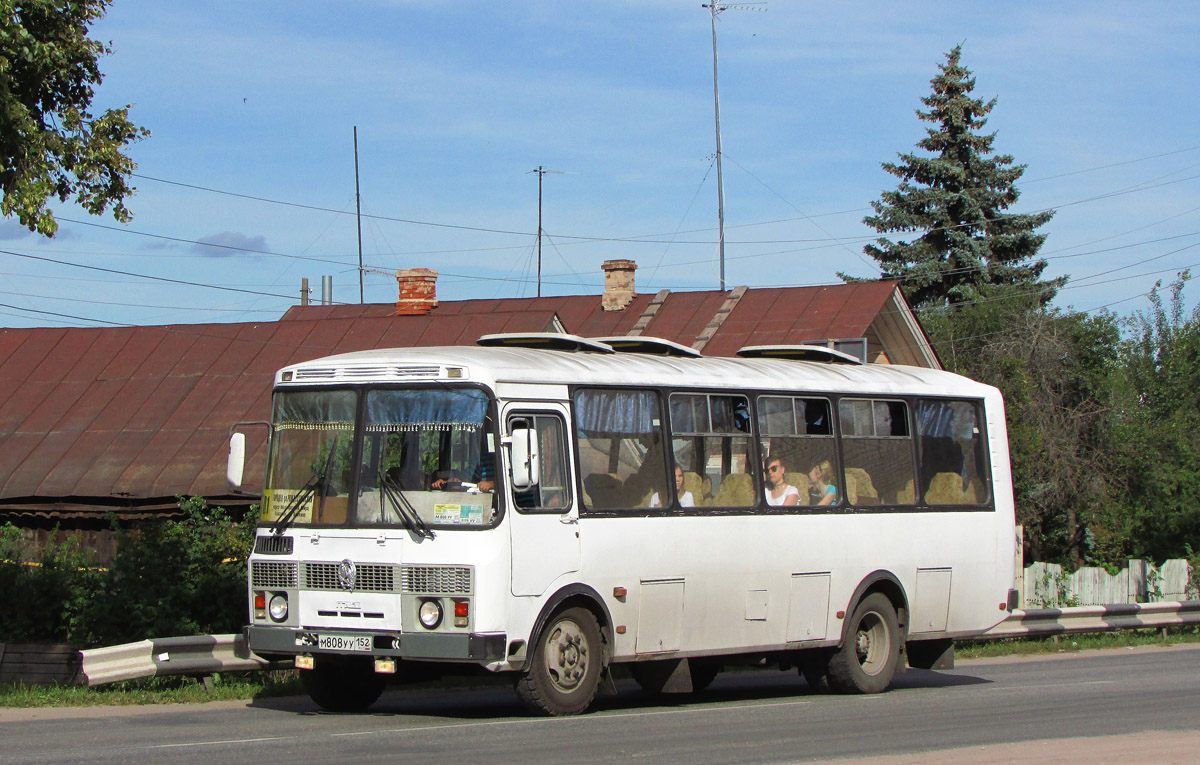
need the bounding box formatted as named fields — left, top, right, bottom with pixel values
left=278, top=345, right=997, bottom=400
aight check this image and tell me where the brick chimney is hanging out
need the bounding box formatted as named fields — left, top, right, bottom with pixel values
left=395, top=268, right=438, bottom=315
left=601, top=259, right=637, bottom=312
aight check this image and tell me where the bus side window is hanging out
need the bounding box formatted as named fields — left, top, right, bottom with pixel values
left=758, top=395, right=837, bottom=508
left=671, top=393, right=754, bottom=508
left=573, top=389, right=668, bottom=512
left=916, top=399, right=990, bottom=505
left=838, top=397, right=915, bottom=506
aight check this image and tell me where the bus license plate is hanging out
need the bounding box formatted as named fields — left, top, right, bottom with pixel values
left=317, top=634, right=372, bottom=652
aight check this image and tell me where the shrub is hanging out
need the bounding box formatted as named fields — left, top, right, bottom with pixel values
left=0, top=498, right=255, bottom=647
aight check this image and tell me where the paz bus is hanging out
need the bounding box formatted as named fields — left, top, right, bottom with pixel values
left=229, top=333, right=1017, bottom=715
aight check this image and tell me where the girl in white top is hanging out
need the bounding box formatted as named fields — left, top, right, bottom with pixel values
left=650, top=466, right=695, bottom=508
left=764, top=458, right=801, bottom=506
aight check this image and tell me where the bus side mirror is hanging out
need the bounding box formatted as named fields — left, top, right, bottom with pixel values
left=227, top=432, right=246, bottom=490
left=508, top=425, right=540, bottom=490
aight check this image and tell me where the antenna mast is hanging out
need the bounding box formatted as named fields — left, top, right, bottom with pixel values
left=528, top=165, right=563, bottom=297
left=702, top=2, right=765, bottom=291
left=354, top=126, right=364, bottom=304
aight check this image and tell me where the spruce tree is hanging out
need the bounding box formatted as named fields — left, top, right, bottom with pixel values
left=853, top=45, right=1061, bottom=310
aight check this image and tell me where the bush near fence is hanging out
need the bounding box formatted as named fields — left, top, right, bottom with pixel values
left=0, top=497, right=254, bottom=647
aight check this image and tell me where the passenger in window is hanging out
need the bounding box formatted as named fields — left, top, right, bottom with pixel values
left=807, top=460, right=838, bottom=506
left=764, top=458, right=801, bottom=506
left=650, top=466, right=695, bottom=508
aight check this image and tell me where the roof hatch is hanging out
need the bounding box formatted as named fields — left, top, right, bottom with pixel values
left=736, top=344, right=865, bottom=365
left=476, top=332, right=615, bottom=353
left=589, top=336, right=702, bottom=358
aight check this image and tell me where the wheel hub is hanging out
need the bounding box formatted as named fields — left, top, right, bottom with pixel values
left=548, top=620, right=589, bottom=691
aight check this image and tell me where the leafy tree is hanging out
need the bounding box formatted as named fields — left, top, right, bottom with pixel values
left=922, top=285, right=1121, bottom=566
left=853, top=45, right=1061, bottom=310
left=0, top=0, right=148, bottom=236
left=1106, top=274, right=1200, bottom=562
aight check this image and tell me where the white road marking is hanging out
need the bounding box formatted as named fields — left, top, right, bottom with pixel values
left=149, top=736, right=288, bottom=749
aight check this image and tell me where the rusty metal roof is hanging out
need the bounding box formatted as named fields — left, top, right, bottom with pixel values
left=0, top=282, right=930, bottom=519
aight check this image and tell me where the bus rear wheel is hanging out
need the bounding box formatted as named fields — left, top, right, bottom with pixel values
left=827, top=593, right=900, bottom=694
left=301, top=655, right=386, bottom=712
left=516, top=607, right=604, bottom=716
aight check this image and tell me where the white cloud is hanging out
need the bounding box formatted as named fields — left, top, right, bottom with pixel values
left=191, top=231, right=269, bottom=257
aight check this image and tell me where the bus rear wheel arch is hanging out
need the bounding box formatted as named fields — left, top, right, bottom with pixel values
left=515, top=605, right=606, bottom=715
left=827, top=592, right=902, bottom=694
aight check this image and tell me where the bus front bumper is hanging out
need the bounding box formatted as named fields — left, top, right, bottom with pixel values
left=246, top=625, right=507, bottom=662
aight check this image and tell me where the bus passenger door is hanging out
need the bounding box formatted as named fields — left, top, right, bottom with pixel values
left=505, top=407, right=581, bottom=596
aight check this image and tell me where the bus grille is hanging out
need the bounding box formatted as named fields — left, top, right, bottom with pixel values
left=401, top=565, right=473, bottom=595
left=251, top=561, right=298, bottom=588
left=294, top=368, right=337, bottom=379
left=253, top=536, right=293, bottom=555
left=304, top=562, right=396, bottom=592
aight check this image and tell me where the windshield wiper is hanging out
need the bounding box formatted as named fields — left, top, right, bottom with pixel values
left=379, top=472, right=435, bottom=540
left=271, top=434, right=339, bottom=536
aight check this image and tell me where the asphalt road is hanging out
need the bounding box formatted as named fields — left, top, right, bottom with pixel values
left=2, top=645, right=1198, bottom=764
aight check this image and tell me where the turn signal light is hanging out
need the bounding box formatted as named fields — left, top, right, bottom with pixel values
left=254, top=591, right=266, bottom=620
left=454, top=600, right=469, bottom=628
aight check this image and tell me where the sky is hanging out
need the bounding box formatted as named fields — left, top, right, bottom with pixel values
left=1, top=0, right=1198, bottom=329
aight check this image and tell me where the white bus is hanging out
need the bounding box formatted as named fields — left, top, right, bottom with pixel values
left=231, top=334, right=1017, bottom=715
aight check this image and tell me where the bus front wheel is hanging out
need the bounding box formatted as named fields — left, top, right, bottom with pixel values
left=827, top=593, right=900, bottom=694
left=515, top=606, right=604, bottom=715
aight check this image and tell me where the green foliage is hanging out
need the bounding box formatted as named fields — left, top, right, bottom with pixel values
left=0, top=525, right=99, bottom=642
left=0, top=498, right=254, bottom=646
left=1106, top=274, right=1200, bottom=562
left=853, top=45, right=1062, bottom=310
left=0, top=0, right=149, bottom=236
left=925, top=270, right=1200, bottom=570
left=923, top=285, right=1121, bottom=565
left=85, top=497, right=256, bottom=645
left=1186, top=545, right=1200, bottom=599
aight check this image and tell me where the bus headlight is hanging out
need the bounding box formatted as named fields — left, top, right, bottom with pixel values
left=268, top=593, right=289, bottom=622
left=418, top=599, right=443, bottom=629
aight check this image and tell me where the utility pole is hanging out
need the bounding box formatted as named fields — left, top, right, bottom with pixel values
left=702, top=2, right=765, bottom=291
left=528, top=165, right=563, bottom=297
left=354, top=126, right=364, bottom=304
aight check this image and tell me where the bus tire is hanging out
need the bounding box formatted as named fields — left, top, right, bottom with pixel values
left=827, top=593, right=900, bottom=694
left=515, top=606, right=603, bottom=716
left=301, top=656, right=385, bottom=712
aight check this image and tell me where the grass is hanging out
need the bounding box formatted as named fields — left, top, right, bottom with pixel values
left=957, top=626, right=1200, bottom=659
left=4, top=627, right=1199, bottom=709
left=0, top=671, right=303, bottom=709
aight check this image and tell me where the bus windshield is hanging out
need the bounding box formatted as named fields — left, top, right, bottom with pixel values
left=261, top=386, right=498, bottom=530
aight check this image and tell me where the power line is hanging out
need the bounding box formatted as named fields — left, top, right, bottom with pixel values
left=0, top=250, right=345, bottom=304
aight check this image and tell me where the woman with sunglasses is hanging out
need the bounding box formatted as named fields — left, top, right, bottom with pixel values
left=764, top=457, right=801, bottom=506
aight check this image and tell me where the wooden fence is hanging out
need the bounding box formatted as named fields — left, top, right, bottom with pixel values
left=1023, top=559, right=1195, bottom=608
left=0, top=643, right=80, bottom=686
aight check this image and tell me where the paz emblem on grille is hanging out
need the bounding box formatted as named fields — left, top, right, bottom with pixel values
left=336, top=559, right=357, bottom=591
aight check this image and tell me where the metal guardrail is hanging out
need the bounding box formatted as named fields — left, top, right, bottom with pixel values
left=71, top=601, right=1200, bottom=687
left=79, top=633, right=290, bottom=687
left=983, top=600, right=1200, bottom=639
